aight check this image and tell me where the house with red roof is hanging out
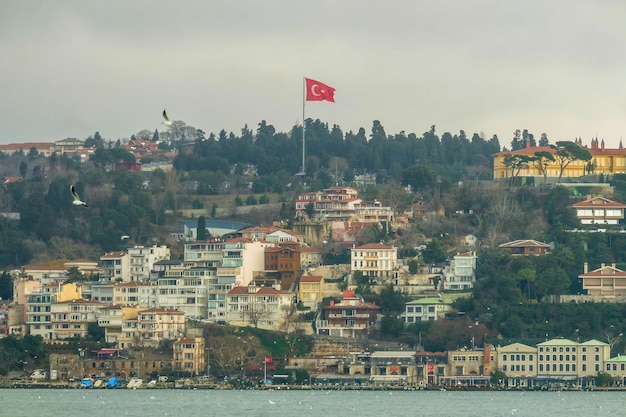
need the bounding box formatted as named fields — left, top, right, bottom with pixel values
left=579, top=262, right=626, bottom=300
left=571, top=195, right=626, bottom=226
left=316, top=290, right=380, bottom=338
left=225, top=285, right=295, bottom=330
left=498, top=240, right=551, bottom=256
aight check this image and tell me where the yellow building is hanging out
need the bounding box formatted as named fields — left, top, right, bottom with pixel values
left=173, top=337, right=206, bottom=376
left=497, top=342, right=537, bottom=388
left=298, top=275, right=323, bottom=310
left=98, top=305, right=141, bottom=349
left=605, top=355, right=626, bottom=385
left=493, top=139, right=626, bottom=180
left=444, top=344, right=494, bottom=387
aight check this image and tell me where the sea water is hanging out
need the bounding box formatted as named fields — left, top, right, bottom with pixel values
left=2, top=388, right=623, bottom=417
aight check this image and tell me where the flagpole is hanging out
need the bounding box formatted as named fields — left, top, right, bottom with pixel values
left=302, top=76, right=306, bottom=176
left=264, top=356, right=267, bottom=386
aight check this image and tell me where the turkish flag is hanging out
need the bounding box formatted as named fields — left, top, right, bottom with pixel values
left=305, top=78, right=335, bottom=102
left=265, top=357, right=273, bottom=363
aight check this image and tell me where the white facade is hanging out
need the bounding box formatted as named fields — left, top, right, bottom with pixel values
left=350, top=243, right=398, bottom=281
left=225, top=285, right=294, bottom=330
left=157, top=267, right=215, bottom=318
left=442, top=252, right=477, bottom=291
left=128, top=245, right=170, bottom=282
left=100, top=251, right=130, bottom=282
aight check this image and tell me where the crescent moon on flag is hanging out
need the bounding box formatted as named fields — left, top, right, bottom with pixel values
left=311, top=84, right=322, bottom=97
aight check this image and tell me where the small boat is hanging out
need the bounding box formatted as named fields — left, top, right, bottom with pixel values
left=80, top=378, right=93, bottom=389
left=106, top=377, right=119, bottom=388
left=127, top=378, right=143, bottom=389
left=94, top=379, right=103, bottom=388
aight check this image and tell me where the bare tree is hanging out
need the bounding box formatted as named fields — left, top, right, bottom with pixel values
left=279, top=303, right=302, bottom=334
left=245, top=302, right=271, bottom=329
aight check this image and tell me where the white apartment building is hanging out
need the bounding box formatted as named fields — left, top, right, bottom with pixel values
left=100, top=251, right=130, bottom=282
left=137, top=308, right=185, bottom=348
left=183, top=239, right=224, bottom=268
left=157, top=266, right=215, bottom=318
left=442, top=252, right=477, bottom=291
left=98, top=305, right=141, bottom=348
left=128, top=245, right=170, bottom=282
left=295, top=186, right=362, bottom=221
left=50, top=299, right=105, bottom=340
left=350, top=243, right=398, bottom=282
left=225, top=285, right=294, bottom=330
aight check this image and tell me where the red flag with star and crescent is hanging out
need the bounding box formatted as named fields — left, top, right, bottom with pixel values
left=305, top=78, right=335, bottom=102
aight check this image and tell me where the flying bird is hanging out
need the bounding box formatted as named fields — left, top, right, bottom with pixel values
left=70, top=185, right=88, bottom=207
left=121, top=235, right=130, bottom=240
left=162, top=109, right=173, bottom=126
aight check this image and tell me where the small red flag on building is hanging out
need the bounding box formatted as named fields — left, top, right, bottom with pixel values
left=305, top=78, right=336, bottom=102
left=265, top=357, right=273, bottom=363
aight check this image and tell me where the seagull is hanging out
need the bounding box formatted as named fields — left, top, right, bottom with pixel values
left=70, top=185, right=88, bottom=207
left=162, top=109, right=173, bottom=126
left=121, top=235, right=130, bottom=240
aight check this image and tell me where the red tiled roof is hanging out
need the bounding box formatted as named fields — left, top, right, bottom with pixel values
left=571, top=196, right=626, bottom=208
left=499, top=240, right=550, bottom=249
left=579, top=266, right=626, bottom=278
left=300, top=276, right=323, bottom=283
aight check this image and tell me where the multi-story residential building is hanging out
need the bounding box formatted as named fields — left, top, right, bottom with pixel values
left=12, top=273, right=41, bottom=327
left=442, top=252, right=477, bottom=291
left=295, top=186, right=362, bottom=221
left=571, top=195, right=626, bottom=226
left=219, top=238, right=271, bottom=287
left=137, top=308, right=186, bottom=348
left=50, top=298, right=106, bottom=340
left=316, top=290, right=381, bottom=338
left=492, top=138, right=626, bottom=180
left=100, top=251, right=130, bottom=282
left=225, top=285, right=294, bottom=330
left=497, top=342, right=537, bottom=388
left=183, top=239, right=225, bottom=268
left=403, top=297, right=452, bottom=323
left=298, top=275, right=323, bottom=310
left=300, top=246, right=323, bottom=268
left=98, top=305, right=141, bottom=348
left=264, top=241, right=301, bottom=290
left=21, top=265, right=69, bottom=286
left=578, top=262, right=626, bottom=300
left=27, top=283, right=82, bottom=340
left=157, top=266, right=215, bottom=318
left=353, top=200, right=395, bottom=224
left=128, top=245, right=170, bottom=282
left=350, top=243, right=397, bottom=282
left=206, top=274, right=235, bottom=323
left=91, top=281, right=157, bottom=307
left=173, top=337, right=206, bottom=376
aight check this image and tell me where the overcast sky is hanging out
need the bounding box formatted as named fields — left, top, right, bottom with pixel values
left=2, top=1, right=626, bottom=149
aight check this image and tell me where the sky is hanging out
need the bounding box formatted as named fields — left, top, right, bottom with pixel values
left=1, top=0, right=626, bottom=149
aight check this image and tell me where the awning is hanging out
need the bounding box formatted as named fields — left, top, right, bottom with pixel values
left=98, top=349, right=119, bottom=355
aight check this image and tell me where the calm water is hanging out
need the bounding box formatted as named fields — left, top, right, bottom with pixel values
left=2, top=388, right=624, bottom=417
